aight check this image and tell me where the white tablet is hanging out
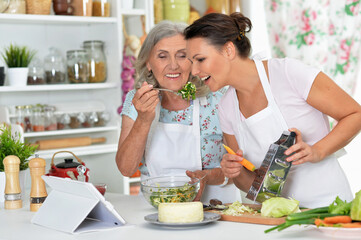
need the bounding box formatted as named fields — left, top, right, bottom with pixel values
left=31, top=176, right=127, bottom=234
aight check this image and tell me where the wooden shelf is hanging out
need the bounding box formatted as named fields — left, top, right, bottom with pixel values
left=0, top=82, right=119, bottom=92
left=0, top=14, right=117, bottom=25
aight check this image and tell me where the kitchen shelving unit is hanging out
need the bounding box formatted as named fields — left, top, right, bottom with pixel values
left=0, top=0, right=154, bottom=195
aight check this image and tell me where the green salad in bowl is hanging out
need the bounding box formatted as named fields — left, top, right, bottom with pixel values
left=140, top=176, right=200, bottom=208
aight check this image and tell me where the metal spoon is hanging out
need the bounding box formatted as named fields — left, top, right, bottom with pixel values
left=153, top=88, right=182, bottom=96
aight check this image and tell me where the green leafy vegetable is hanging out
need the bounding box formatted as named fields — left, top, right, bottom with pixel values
left=178, top=82, right=196, bottom=101
left=222, top=201, right=257, bottom=216
left=149, top=183, right=197, bottom=208
left=351, top=190, right=361, bottom=221
left=261, top=197, right=300, bottom=218
left=329, top=196, right=352, bottom=215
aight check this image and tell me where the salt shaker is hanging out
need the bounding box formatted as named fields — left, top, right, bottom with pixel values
left=3, top=155, right=22, bottom=210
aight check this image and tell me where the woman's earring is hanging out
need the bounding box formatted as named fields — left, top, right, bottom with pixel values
left=147, top=70, right=153, bottom=78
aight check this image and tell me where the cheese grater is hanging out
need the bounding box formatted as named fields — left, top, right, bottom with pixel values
left=246, top=131, right=296, bottom=203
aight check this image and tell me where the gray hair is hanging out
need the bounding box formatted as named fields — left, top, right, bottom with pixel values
left=134, top=20, right=210, bottom=98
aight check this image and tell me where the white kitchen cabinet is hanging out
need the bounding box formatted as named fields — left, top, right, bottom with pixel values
left=0, top=0, right=154, bottom=194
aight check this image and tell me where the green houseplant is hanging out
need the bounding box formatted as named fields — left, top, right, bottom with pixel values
left=0, top=124, right=37, bottom=171
left=1, top=44, right=36, bottom=86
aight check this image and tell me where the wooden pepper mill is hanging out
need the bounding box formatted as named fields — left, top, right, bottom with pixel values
left=3, top=155, right=22, bottom=209
left=29, top=155, right=47, bottom=212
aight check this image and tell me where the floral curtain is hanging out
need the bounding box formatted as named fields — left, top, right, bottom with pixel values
left=264, top=0, right=361, bottom=95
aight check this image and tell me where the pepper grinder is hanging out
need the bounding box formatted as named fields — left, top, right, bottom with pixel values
left=3, top=155, right=22, bottom=210
left=29, top=155, right=47, bottom=212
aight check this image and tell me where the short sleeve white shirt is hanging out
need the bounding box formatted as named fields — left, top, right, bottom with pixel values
left=219, top=58, right=327, bottom=145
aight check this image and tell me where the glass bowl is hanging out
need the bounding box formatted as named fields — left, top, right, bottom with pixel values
left=141, top=176, right=200, bottom=208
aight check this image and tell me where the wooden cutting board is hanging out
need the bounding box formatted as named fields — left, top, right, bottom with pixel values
left=206, top=203, right=285, bottom=225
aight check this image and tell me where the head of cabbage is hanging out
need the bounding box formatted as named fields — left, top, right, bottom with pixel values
left=261, top=197, right=300, bottom=218
left=351, top=190, right=361, bottom=221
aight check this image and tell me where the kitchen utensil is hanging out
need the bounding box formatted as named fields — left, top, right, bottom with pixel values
left=246, top=131, right=296, bottom=203
left=46, top=151, right=90, bottom=182
left=33, top=136, right=106, bottom=150
left=29, top=155, right=47, bottom=212
left=140, top=176, right=200, bottom=208
left=153, top=88, right=182, bottom=96
left=3, top=155, right=22, bottom=209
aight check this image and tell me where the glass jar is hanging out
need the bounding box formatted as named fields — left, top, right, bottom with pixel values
left=15, top=105, right=24, bottom=130
left=163, top=0, right=189, bottom=23
left=23, top=105, right=33, bottom=132
left=153, top=0, right=163, bottom=24
left=67, top=50, right=89, bottom=83
left=92, top=0, right=109, bottom=17
left=82, top=111, right=98, bottom=127
left=57, top=113, right=70, bottom=130
left=44, top=47, right=66, bottom=84
left=69, top=112, right=86, bottom=128
left=44, top=106, right=57, bottom=131
left=32, top=106, right=45, bottom=132
left=206, top=0, right=229, bottom=14
left=94, top=110, right=110, bottom=126
left=3, top=0, right=26, bottom=14
left=27, top=58, right=45, bottom=85
left=83, top=40, right=107, bottom=83
left=71, top=0, right=92, bottom=16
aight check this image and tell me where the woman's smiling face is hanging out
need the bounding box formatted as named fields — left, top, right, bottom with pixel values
left=146, top=34, right=191, bottom=91
left=186, top=37, right=230, bottom=92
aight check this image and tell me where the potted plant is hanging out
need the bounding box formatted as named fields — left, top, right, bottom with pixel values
left=1, top=44, right=36, bottom=86
left=0, top=124, right=38, bottom=202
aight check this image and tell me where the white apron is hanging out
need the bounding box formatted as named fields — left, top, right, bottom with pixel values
left=144, top=98, right=241, bottom=204
left=231, top=60, right=352, bottom=208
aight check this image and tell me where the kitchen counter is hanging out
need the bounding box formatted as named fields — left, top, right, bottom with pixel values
left=0, top=193, right=332, bottom=240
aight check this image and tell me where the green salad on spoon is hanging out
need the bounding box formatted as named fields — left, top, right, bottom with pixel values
left=178, top=82, right=196, bottom=101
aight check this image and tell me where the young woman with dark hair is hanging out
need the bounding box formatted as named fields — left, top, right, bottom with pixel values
left=185, top=12, right=361, bottom=208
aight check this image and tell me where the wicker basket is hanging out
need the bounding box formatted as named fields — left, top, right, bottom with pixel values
left=26, top=0, right=51, bottom=15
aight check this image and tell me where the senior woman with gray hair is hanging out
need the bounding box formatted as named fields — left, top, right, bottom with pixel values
left=116, top=21, right=240, bottom=203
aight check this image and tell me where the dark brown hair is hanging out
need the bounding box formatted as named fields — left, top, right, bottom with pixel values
left=184, top=12, right=252, bottom=58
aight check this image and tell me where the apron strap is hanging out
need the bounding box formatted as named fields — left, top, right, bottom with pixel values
left=254, top=60, right=288, bottom=130
left=145, top=103, right=161, bottom=156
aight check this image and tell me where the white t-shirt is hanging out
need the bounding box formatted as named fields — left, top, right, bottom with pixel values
left=219, top=57, right=326, bottom=146
left=218, top=58, right=353, bottom=207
